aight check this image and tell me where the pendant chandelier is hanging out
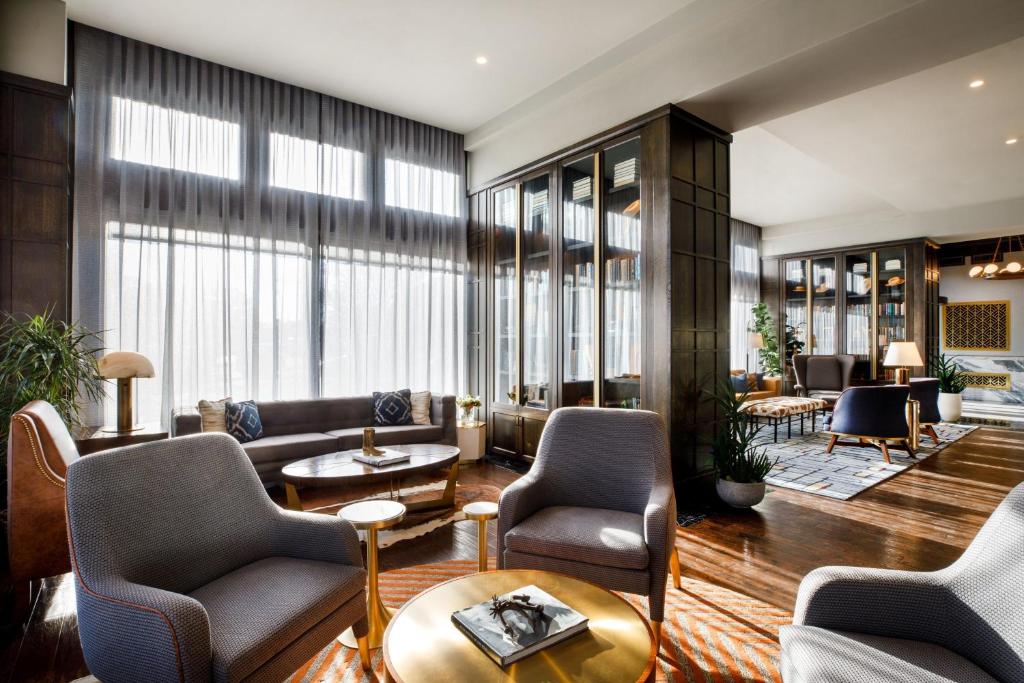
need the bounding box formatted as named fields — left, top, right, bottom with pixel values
left=967, top=235, right=1024, bottom=280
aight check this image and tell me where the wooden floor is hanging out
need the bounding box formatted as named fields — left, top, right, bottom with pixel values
left=2, top=426, right=1022, bottom=682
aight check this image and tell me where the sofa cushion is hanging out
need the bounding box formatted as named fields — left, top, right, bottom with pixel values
left=327, top=424, right=444, bottom=450
left=242, top=433, right=338, bottom=465
left=780, top=625, right=998, bottom=683
left=189, top=556, right=365, bottom=683
left=505, top=505, right=649, bottom=570
left=373, top=389, right=413, bottom=426
left=256, top=397, right=373, bottom=436
left=224, top=401, right=264, bottom=444
left=730, top=373, right=748, bottom=393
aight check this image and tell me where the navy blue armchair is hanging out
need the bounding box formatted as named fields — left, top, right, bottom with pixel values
left=825, top=385, right=913, bottom=463
left=909, top=378, right=941, bottom=444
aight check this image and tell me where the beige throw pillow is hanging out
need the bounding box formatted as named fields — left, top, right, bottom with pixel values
left=197, top=397, right=231, bottom=433
left=410, top=390, right=432, bottom=425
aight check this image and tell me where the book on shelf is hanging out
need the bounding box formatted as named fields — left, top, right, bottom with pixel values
left=451, top=584, right=589, bottom=667
left=884, top=259, right=902, bottom=271
left=353, top=449, right=410, bottom=467
left=612, top=158, right=637, bottom=188
left=529, top=188, right=549, bottom=216
left=852, top=262, right=868, bottom=274
left=571, top=177, right=592, bottom=202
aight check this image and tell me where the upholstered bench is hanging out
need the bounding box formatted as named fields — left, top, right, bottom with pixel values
left=740, top=396, right=827, bottom=442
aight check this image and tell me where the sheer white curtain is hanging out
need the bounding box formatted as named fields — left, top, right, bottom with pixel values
left=73, top=25, right=465, bottom=427
left=730, top=219, right=761, bottom=370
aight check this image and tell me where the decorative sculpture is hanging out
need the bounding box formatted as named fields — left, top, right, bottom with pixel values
left=362, top=427, right=385, bottom=456
left=489, top=594, right=545, bottom=640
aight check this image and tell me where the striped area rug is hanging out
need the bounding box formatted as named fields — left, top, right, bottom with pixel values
left=287, top=559, right=788, bottom=682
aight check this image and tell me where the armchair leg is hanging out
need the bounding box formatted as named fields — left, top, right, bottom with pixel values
left=924, top=424, right=940, bottom=444
left=651, top=620, right=662, bottom=652
left=879, top=441, right=891, bottom=464
left=357, top=634, right=372, bottom=672
left=669, top=547, right=681, bottom=590
left=825, top=434, right=838, bottom=453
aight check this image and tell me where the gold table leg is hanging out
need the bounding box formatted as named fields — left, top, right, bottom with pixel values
left=477, top=518, right=489, bottom=572
left=284, top=482, right=302, bottom=511
left=340, top=526, right=392, bottom=649
left=401, top=461, right=459, bottom=512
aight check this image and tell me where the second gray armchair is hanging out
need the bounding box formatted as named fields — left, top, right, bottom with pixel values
left=66, top=432, right=371, bottom=683
left=497, top=407, right=680, bottom=644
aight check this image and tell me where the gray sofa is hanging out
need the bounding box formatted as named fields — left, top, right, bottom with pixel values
left=173, top=395, right=456, bottom=483
left=781, top=481, right=1024, bottom=682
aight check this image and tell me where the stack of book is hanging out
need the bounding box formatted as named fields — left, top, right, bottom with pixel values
left=612, top=158, right=637, bottom=188
left=451, top=585, right=589, bottom=667
left=353, top=449, right=410, bottom=467
left=529, top=189, right=549, bottom=217
left=571, top=177, right=592, bottom=202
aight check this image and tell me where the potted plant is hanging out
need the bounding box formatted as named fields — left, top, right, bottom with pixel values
left=749, top=303, right=781, bottom=376
left=932, top=353, right=967, bottom=422
left=710, top=380, right=777, bottom=508
left=0, top=311, right=105, bottom=512
left=455, top=394, right=482, bottom=426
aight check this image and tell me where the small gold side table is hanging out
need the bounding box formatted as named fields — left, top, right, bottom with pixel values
left=462, top=501, right=499, bottom=572
left=338, top=499, right=406, bottom=650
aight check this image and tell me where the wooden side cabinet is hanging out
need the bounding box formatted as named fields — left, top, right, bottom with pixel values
left=75, top=424, right=169, bottom=456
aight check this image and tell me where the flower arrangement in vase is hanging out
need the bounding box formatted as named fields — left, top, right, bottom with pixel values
left=456, top=394, right=482, bottom=426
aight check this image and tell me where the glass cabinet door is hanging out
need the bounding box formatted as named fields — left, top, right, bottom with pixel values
left=783, top=259, right=808, bottom=367
left=876, top=247, right=907, bottom=380
left=520, top=174, right=551, bottom=409
left=602, top=138, right=641, bottom=409
left=810, top=257, right=836, bottom=354
left=844, top=252, right=873, bottom=380
left=492, top=186, right=517, bottom=405
left=561, top=156, right=596, bottom=407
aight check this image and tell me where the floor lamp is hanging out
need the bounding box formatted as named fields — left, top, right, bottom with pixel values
left=747, top=332, right=765, bottom=373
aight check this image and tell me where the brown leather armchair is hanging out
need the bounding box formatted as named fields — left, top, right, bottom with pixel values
left=6, top=401, right=80, bottom=593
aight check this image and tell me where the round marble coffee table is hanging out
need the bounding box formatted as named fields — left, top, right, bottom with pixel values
left=337, top=499, right=406, bottom=650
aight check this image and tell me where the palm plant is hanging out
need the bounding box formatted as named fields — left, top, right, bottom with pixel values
left=749, top=303, right=781, bottom=375
left=709, top=379, right=777, bottom=483
left=932, top=353, right=967, bottom=394
left=0, top=311, right=105, bottom=458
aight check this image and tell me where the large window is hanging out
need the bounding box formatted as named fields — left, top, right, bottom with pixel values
left=74, top=24, right=466, bottom=427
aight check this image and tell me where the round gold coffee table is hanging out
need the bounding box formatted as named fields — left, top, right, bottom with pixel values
left=382, top=569, right=656, bottom=683
left=337, top=500, right=406, bottom=650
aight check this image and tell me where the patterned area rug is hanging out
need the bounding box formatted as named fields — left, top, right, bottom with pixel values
left=761, top=422, right=977, bottom=500
left=287, top=559, right=788, bottom=682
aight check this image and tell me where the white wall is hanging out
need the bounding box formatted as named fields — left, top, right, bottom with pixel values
left=0, top=0, right=67, bottom=84
left=940, top=250, right=1024, bottom=358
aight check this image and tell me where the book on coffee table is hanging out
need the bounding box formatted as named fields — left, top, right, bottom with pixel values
left=451, top=584, right=589, bottom=667
left=352, top=450, right=410, bottom=467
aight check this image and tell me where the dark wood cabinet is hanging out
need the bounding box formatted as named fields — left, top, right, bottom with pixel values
left=469, top=104, right=732, bottom=493
left=0, top=71, right=72, bottom=320
left=762, top=238, right=940, bottom=385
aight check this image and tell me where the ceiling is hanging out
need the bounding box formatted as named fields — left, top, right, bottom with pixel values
left=66, top=0, right=686, bottom=133
left=735, top=34, right=1024, bottom=251
left=67, top=0, right=1024, bottom=253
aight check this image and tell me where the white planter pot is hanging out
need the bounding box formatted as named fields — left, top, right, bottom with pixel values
left=938, top=392, right=963, bottom=422
left=716, top=479, right=766, bottom=508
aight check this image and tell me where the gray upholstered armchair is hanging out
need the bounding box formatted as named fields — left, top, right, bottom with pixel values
left=793, top=354, right=855, bottom=405
left=781, top=482, right=1024, bottom=683
left=65, top=432, right=371, bottom=682
left=497, top=408, right=679, bottom=645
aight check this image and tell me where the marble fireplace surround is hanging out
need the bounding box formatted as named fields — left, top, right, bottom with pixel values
left=957, top=356, right=1024, bottom=405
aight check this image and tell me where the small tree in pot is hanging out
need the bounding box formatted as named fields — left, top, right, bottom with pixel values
left=932, top=353, right=967, bottom=422
left=710, top=380, right=777, bottom=508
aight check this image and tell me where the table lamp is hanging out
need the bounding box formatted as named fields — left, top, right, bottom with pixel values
left=747, top=332, right=765, bottom=372
left=98, top=351, right=155, bottom=433
left=883, top=341, right=923, bottom=385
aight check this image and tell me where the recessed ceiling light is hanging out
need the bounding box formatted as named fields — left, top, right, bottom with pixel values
left=969, top=79, right=985, bottom=88
left=475, top=56, right=488, bottom=65
left=1007, top=138, right=1019, bottom=145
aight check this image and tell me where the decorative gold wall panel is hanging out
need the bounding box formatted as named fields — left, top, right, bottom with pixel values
left=963, top=372, right=1012, bottom=391
left=943, top=301, right=1010, bottom=351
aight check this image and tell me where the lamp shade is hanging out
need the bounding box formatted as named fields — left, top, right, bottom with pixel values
left=98, top=351, right=155, bottom=379
left=883, top=341, right=923, bottom=368
left=747, top=332, right=765, bottom=349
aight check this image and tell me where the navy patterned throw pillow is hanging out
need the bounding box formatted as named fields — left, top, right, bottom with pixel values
left=225, top=400, right=264, bottom=444
left=374, top=389, right=413, bottom=426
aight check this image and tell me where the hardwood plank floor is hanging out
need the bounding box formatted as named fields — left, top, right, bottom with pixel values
left=1, top=427, right=1022, bottom=682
